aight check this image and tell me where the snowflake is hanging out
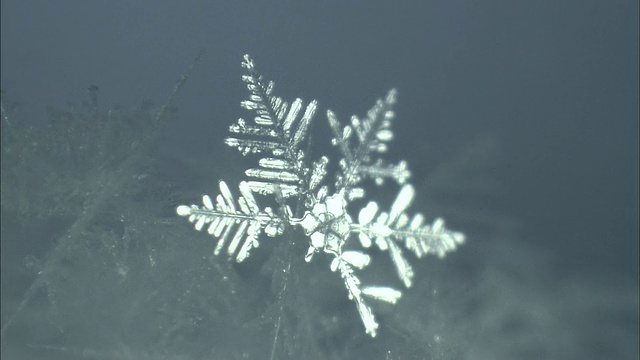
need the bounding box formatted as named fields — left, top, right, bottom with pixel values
left=176, top=55, right=465, bottom=337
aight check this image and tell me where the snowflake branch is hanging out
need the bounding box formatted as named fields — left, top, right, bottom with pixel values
left=225, top=55, right=319, bottom=203
left=177, top=181, right=285, bottom=262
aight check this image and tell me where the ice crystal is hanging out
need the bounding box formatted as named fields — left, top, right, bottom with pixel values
left=177, top=55, right=466, bottom=337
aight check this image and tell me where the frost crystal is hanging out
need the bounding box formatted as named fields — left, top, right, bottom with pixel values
left=176, top=55, right=466, bottom=337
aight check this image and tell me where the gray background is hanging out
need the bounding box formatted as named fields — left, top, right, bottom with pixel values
left=1, top=1, right=638, bottom=359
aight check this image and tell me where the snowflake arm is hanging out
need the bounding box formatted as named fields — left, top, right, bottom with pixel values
left=327, top=89, right=411, bottom=198
left=331, top=255, right=379, bottom=336
left=177, top=180, right=285, bottom=262
left=353, top=184, right=466, bottom=287
left=224, top=55, right=321, bottom=202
